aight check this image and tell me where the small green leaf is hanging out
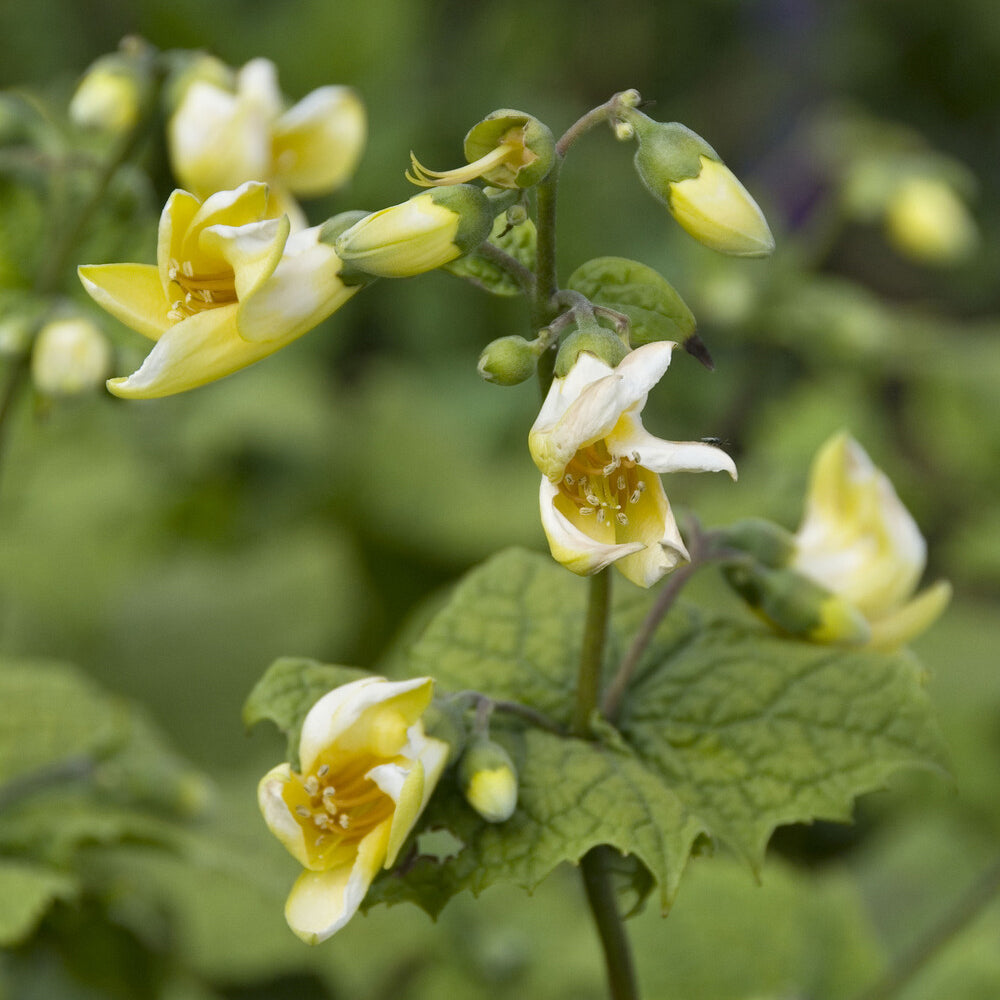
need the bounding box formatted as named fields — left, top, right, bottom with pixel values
left=620, top=617, right=949, bottom=869
left=567, top=256, right=697, bottom=345
left=366, top=727, right=704, bottom=917
left=443, top=215, right=536, bottom=296
left=0, top=860, right=78, bottom=946
left=242, top=657, right=369, bottom=766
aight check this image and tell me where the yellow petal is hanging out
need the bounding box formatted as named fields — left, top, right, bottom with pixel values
left=78, top=263, right=171, bottom=341
left=613, top=472, right=689, bottom=587
left=105, top=302, right=307, bottom=398
left=257, top=763, right=311, bottom=868
left=385, top=759, right=424, bottom=866
left=273, top=86, right=366, bottom=196
left=182, top=182, right=273, bottom=263
left=158, top=189, right=202, bottom=295
left=284, top=820, right=391, bottom=945
left=867, top=580, right=952, bottom=652
left=199, top=214, right=290, bottom=301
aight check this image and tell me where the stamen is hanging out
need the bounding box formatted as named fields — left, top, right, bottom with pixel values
left=197, top=289, right=214, bottom=303
left=579, top=506, right=594, bottom=516
left=295, top=805, right=310, bottom=819
left=616, top=512, right=629, bottom=526
left=617, top=475, right=627, bottom=492
left=563, top=474, right=574, bottom=486
left=603, top=461, right=618, bottom=476
left=586, top=494, right=601, bottom=507
left=167, top=310, right=185, bottom=323
left=317, top=764, right=330, bottom=778
left=339, top=815, right=350, bottom=829
left=637, top=481, right=647, bottom=492
left=597, top=509, right=606, bottom=523
left=629, top=489, right=642, bottom=505
left=304, top=776, right=320, bottom=797
left=181, top=261, right=195, bottom=277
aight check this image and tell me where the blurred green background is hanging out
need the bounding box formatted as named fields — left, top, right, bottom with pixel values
left=2, top=1, right=999, bottom=998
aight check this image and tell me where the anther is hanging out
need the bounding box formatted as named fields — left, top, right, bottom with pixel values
left=304, top=776, right=320, bottom=797
left=317, top=764, right=330, bottom=778
left=617, top=475, right=627, bottom=491
left=616, top=512, right=629, bottom=526
left=198, top=289, right=214, bottom=303
left=586, top=494, right=601, bottom=506
left=579, top=506, right=594, bottom=516
left=563, top=474, right=574, bottom=486
left=167, top=265, right=179, bottom=281
left=167, top=310, right=185, bottom=323
left=295, top=805, right=310, bottom=819
left=603, top=461, right=618, bottom=476
left=339, top=815, right=350, bottom=829
left=597, top=509, right=606, bottom=523
left=637, top=481, right=646, bottom=492
left=629, top=489, right=642, bottom=504
left=181, top=261, right=195, bottom=277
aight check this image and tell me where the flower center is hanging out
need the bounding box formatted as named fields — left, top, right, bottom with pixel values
left=166, top=258, right=239, bottom=322
left=285, top=756, right=395, bottom=852
left=559, top=440, right=645, bottom=526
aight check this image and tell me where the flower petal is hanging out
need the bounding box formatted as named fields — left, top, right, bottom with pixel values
left=383, top=731, right=449, bottom=866
left=273, top=86, right=366, bottom=196
left=78, top=263, right=171, bottom=341
left=199, top=214, right=290, bottom=301
left=615, top=422, right=737, bottom=479
left=867, top=580, right=952, bottom=652
left=298, top=677, right=435, bottom=775
left=530, top=342, right=676, bottom=480
left=236, top=226, right=360, bottom=343
left=538, top=477, right=644, bottom=576
left=613, top=473, right=690, bottom=587
left=257, top=763, right=311, bottom=868
left=158, top=189, right=202, bottom=295
left=284, top=819, right=391, bottom=945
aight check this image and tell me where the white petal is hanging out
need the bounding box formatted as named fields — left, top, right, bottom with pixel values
left=298, top=677, right=434, bottom=775
left=538, top=477, right=644, bottom=576
left=236, top=58, right=283, bottom=120
left=616, top=423, right=737, bottom=478
left=257, top=763, right=311, bottom=868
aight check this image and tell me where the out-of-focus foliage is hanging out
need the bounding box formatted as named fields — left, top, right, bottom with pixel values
left=2, top=0, right=1000, bottom=997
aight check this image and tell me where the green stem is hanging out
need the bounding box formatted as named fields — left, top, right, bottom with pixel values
left=581, top=846, right=641, bottom=1000
left=852, top=857, right=1000, bottom=1000
left=554, top=90, right=640, bottom=158
left=474, top=240, right=537, bottom=296
left=573, top=569, right=611, bottom=737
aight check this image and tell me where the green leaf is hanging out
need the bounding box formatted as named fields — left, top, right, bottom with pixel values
left=566, top=256, right=696, bottom=345
left=619, top=616, right=949, bottom=869
left=366, top=727, right=704, bottom=918
left=443, top=215, right=536, bottom=296
left=0, top=861, right=77, bottom=947
left=0, top=659, right=127, bottom=789
left=381, top=548, right=945, bottom=915
left=242, top=657, right=370, bottom=767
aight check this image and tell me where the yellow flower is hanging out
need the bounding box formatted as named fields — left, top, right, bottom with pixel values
left=258, top=676, right=449, bottom=944
left=884, top=176, right=977, bottom=265
left=791, top=432, right=951, bottom=650
left=79, top=182, right=360, bottom=398
left=529, top=342, right=737, bottom=587
left=169, top=57, right=365, bottom=230
left=334, top=185, right=494, bottom=279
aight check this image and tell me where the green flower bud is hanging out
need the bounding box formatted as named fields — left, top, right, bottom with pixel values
left=625, top=110, right=774, bottom=258
left=334, top=185, right=494, bottom=279
left=723, top=562, right=871, bottom=645
left=477, top=334, right=541, bottom=386
left=718, top=518, right=796, bottom=568
left=554, top=324, right=629, bottom=378
left=31, top=317, right=112, bottom=396
left=459, top=738, right=518, bottom=823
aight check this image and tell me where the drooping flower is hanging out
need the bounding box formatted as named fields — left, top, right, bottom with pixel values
left=790, top=432, right=951, bottom=650
left=79, top=182, right=361, bottom=398
left=259, top=676, right=449, bottom=945
left=529, top=342, right=737, bottom=587
left=169, top=57, right=365, bottom=230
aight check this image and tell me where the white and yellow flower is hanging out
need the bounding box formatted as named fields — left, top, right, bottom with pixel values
left=791, top=432, right=951, bottom=650
left=79, top=181, right=360, bottom=398
left=169, top=57, right=365, bottom=230
left=529, top=342, right=737, bottom=587
left=259, top=676, right=449, bottom=945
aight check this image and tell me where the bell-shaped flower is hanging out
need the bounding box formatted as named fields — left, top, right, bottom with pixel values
left=79, top=182, right=361, bottom=398
left=169, top=57, right=365, bottom=230
left=258, top=676, right=449, bottom=944
left=790, top=432, right=951, bottom=650
left=529, top=342, right=737, bottom=587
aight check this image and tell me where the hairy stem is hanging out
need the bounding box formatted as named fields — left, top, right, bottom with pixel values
left=581, top=846, right=641, bottom=1000
left=573, top=569, right=611, bottom=736
left=473, top=239, right=537, bottom=296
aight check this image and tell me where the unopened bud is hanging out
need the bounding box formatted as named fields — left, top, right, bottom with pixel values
left=31, top=318, right=112, bottom=396
left=459, top=738, right=518, bottom=823
left=884, top=176, right=977, bottom=266
left=478, top=335, right=541, bottom=386
left=554, top=324, right=628, bottom=378
left=334, top=185, right=494, bottom=279
left=70, top=52, right=150, bottom=134
left=625, top=110, right=774, bottom=258
left=723, top=562, right=870, bottom=645
left=718, top=518, right=796, bottom=568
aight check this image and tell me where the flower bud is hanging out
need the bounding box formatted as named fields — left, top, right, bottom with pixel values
left=625, top=111, right=774, bottom=258
left=718, top=518, right=796, bottom=569
left=69, top=52, right=150, bottom=134
left=553, top=324, right=628, bottom=378
left=334, top=185, right=494, bottom=278
left=477, top=334, right=541, bottom=386
left=31, top=317, right=112, bottom=396
left=723, top=562, right=871, bottom=645
left=884, top=176, right=977, bottom=266
left=459, top=738, right=518, bottom=823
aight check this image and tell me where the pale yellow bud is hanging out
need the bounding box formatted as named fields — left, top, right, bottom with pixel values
left=884, top=176, right=977, bottom=265
left=31, top=318, right=112, bottom=396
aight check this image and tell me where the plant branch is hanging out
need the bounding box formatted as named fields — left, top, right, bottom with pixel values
left=581, top=845, right=641, bottom=1000
left=473, top=239, right=537, bottom=296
